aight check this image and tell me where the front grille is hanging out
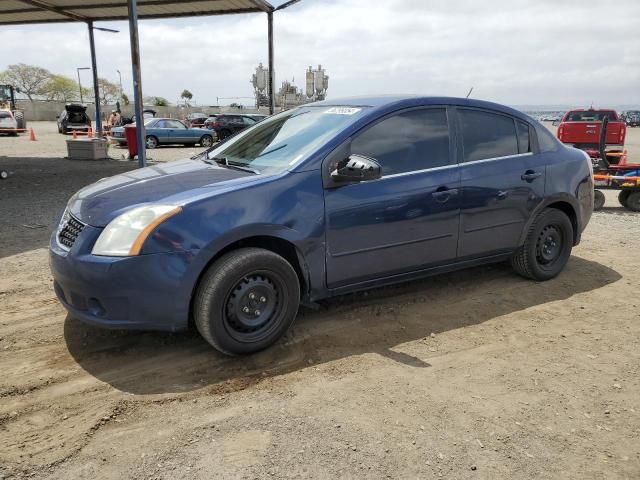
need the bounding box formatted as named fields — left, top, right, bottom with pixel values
left=58, top=213, right=85, bottom=249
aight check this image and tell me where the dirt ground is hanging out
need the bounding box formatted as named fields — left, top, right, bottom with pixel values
left=1, top=125, right=639, bottom=479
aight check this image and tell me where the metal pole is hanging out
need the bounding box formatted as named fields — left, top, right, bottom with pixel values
left=127, top=0, right=146, bottom=167
left=77, top=68, right=84, bottom=104
left=267, top=11, right=275, bottom=115
left=117, top=69, right=123, bottom=100
left=87, top=22, right=103, bottom=137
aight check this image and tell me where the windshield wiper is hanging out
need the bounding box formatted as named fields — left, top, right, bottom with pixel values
left=256, top=144, right=287, bottom=158
left=204, top=156, right=260, bottom=175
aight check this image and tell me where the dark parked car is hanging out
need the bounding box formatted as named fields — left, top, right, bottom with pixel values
left=50, top=96, right=593, bottom=355
left=57, top=104, right=91, bottom=134
left=209, top=114, right=258, bottom=139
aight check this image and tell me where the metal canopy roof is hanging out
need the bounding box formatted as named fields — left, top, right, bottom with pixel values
left=0, top=0, right=274, bottom=25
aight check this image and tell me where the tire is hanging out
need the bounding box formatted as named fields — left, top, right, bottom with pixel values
left=219, top=129, right=232, bottom=140
left=624, top=191, right=640, bottom=212
left=618, top=190, right=631, bottom=208
left=13, top=111, right=25, bottom=130
left=199, top=134, right=213, bottom=147
left=193, top=248, right=300, bottom=355
left=593, top=190, right=605, bottom=211
left=145, top=135, right=159, bottom=149
left=510, top=208, right=574, bottom=281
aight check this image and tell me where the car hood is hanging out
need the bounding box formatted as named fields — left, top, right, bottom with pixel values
left=68, top=158, right=258, bottom=227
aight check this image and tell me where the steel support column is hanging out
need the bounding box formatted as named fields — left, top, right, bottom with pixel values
left=267, top=10, right=275, bottom=115
left=127, top=0, right=146, bottom=167
left=87, top=22, right=103, bottom=137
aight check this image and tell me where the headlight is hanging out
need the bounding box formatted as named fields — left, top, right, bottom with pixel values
left=92, top=204, right=182, bottom=256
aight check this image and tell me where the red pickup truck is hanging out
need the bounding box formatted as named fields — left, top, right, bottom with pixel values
left=556, top=108, right=626, bottom=148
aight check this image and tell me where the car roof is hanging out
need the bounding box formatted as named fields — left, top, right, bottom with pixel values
left=310, top=95, right=532, bottom=122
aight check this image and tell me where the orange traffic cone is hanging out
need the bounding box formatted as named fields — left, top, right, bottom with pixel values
left=72, top=130, right=78, bottom=139
left=87, top=127, right=93, bottom=139
left=29, top=127, right=37, bottom=141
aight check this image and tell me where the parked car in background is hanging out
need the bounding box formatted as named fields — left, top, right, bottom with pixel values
left=110, top=118, right=215, bottom=149
left=556, top=108, right=626, bottom=149
left=188, top=115, right=209, bottom=128
left=622, top=110, right=640, bottom=127
left=209, top=114, right=258, bottom=139
left=0, top=109, right=18, bottom=135
left=203, top=115, right=220, bottom=130
left=57, top=104, right=91, bottom=134
left=51, top=95, right=593, bottom=356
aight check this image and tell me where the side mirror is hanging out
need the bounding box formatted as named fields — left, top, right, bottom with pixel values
left=552, top=120, right=560, bottom=127
left=331, top=154, right=382, bottom=183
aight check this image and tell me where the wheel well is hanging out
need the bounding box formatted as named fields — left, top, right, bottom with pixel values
left=189, top=236, right=308, bottom=325
left=546, top=201, right=578, bottom=244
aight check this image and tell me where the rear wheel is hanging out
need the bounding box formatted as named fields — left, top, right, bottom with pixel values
left=219, top=129, right=232, bottom=140
left=593, top=190, right=605, bottom=210
left=199, top=134, right=213, bottom=147
left=511, top=208, right=573, bottom=281
left=194, top=248, right=300, bottom=355
left=145, top=135, right=159, bottom=149
left=624, top=191, right=640, bottom=212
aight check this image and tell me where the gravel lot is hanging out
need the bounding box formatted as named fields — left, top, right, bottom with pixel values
left=1, top=121, right=639, bottom=479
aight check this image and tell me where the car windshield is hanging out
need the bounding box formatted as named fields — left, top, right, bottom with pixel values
left=205, top=105, right=368, bottom=172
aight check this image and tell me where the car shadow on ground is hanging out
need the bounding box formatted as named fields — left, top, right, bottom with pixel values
left=64, top=255, right=621, bottom=395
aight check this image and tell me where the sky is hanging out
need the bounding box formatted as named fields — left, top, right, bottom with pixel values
left=1, top=0, right=639, bottom=108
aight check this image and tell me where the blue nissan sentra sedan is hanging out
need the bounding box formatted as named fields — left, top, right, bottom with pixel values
left=50, top=96, right=593, bottom=355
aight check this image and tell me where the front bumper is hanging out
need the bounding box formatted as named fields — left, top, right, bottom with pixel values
left=49, top=225, right=197, bottom=332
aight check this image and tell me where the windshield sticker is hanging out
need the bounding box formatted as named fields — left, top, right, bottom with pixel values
left=324, top=107, right=361, bottom=115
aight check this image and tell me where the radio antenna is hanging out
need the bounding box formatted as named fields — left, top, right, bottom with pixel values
left=466, top=87, right=474, bottom=98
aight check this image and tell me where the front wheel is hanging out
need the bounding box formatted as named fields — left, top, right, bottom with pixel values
left=511, top=208, right=574, bottom=281
left=199, top=134, right=213, bottom=147
left=193, top=248, right=300, bottom=355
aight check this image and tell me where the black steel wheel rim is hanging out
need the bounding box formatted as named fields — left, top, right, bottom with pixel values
left=536, top=224, right=563, bottom=267
left=224, top=270, right=287, bottom=343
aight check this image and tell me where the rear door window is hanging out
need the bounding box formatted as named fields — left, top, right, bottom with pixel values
left=459, top=109, right=518, bottom=162
left=351, top=108, right=450, bottom=176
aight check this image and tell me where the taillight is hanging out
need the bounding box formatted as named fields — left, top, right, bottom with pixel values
left=620, top=125, right=625, bottom=143
left=558, top=125, right=564, bottom=139
left=213, top=121, right=220, bottom=128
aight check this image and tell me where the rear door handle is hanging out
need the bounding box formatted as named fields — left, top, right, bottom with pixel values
left=432, top=188, right=459, bottom=201
left=521, top=170, right=542, bottom=182
left=497, top=190, right=508, bottom=200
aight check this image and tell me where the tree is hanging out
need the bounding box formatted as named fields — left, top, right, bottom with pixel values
left=97, top=78, right=120, bottom=105
left=121, top=93, right=130, bottom=106
left=0, top=63, right=51, bottom=101
left=152, top=97, right=169, bottom=107
left=41, top=75, right=85, bottom=103
left=180, top=89, right=193, bottom=106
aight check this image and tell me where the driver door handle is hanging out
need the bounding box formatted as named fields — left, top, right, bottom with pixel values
left=521, top=170, right=542, bottom=182
left=432, top=187, right=459, bottom=201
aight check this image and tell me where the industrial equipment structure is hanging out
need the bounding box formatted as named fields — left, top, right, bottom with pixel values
left=251, top=63, right=329, bottom=109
